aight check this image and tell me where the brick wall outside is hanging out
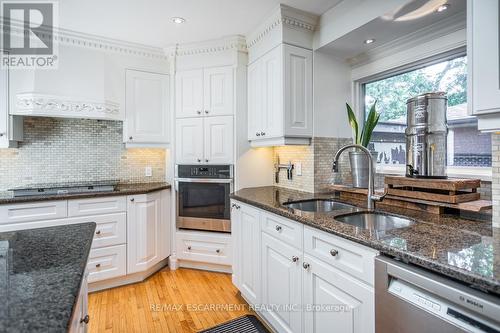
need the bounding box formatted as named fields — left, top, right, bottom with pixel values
left=0, top=117, right=167, bottom=190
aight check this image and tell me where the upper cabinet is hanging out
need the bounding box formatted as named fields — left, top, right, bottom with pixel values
left=468, top=0, right=500, bottom=131
left=0, top=65, right=22, bottom=148
left=246, top=4, right=317, bottom=147
left=248, top=44, right=312, bottom=146
left=176, top=66, right=234, bottom=118
left=124, top=69, right=171, bottom=145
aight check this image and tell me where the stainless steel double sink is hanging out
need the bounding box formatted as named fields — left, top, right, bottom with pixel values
left=283, top=199, right=415, bottom=231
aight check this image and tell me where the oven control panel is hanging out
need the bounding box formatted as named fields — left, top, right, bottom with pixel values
left=176, top=165, right=233, bottom=179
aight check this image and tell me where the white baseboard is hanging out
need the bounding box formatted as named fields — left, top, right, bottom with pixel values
left=178, top=259, right=232, bottom=274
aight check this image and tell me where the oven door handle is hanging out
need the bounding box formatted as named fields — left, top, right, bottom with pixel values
left=175, top=178, right=233, bottom=184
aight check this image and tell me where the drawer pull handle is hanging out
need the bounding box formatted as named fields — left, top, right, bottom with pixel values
left=187, top=246, right=192, bottom=250
left=205, top=110, right=209, bottom=114
left=302, top=262, right=310, bottom=270
left=330, top=249, right=339, bottom=257
left=130, top=198, right=135, bottom=202
left=95, top=263, right=101, bottom=268
left=291, top=256, right=299, bottom=262
left=129, top=136, right=133, bottom=140
left=95, top=230, right=101, bottom=235
left=216, top=249, right=221, bottom=254
left=80, top=315, right=90, bottom=324
left=275, top=225, right=282, bottom=232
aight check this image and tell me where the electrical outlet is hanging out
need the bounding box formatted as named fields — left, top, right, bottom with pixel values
left=296, top=162, right=302, bottom=176
left=145, top=166, right=153, bottom=177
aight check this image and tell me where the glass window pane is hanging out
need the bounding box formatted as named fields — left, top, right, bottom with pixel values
left=364, top=56, right=491, bottom=168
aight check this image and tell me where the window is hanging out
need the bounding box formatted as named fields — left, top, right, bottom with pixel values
left=363, top=55, right=492, bottom=174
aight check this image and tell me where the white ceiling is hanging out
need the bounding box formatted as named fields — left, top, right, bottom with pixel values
left=58, top=0, right=342, bottom=48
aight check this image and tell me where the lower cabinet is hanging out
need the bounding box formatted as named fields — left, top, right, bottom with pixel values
left=231, top=200, right=377, bottom=333
left=69, top=271, right=89, bottom=333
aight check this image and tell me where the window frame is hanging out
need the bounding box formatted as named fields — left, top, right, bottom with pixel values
left=355, top=47, right=492, bottom=181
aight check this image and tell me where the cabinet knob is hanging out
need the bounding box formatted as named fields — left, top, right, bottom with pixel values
left=292, top=256, right=299, bottom=262
left=197, top=110, right=202, bottom=114
left=256, top=132, right=261, bottom=137
left=129, top=136, right=133, bottom=140
left=80, top=315, right=90, bottom=324
left=95, top=263, right=101, bottom=268
left=0, top=133, right=4, bottom=137
left=187, top=246, right=191, bottom=250
left=216, top=249, right=221, bottom=253
left=95, top=230, right=101, bottom=235
left=130, top=198, right=135, bottom=202
left=261, top=132, right=265, bottom=136
left=205, top=159, right=209, bottom=162
left=302, top=262, right=310, bottom=270
left=205, top=110, right=209, bottom=114
left=275, top=225, right=282, bottom=232
left=197, top=158, right=201, bottom=162
left=330, top=249, right=339, bottom=257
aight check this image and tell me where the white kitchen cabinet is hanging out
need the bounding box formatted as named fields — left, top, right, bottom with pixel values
left=87, top=244, right=127, bottom=283
left=127, top=191, right=169, bottom=274
left=125, top=69, right=170, bottom=144
left=69, top=270, right=89, bottom=333
left=204, top=115, right=234, bottom=164
left=0, top=65, right=22, bottom=149
left=261, top=232, right=303, bottom=333
left=175, top=117, right=204, bottom=164
left=176, top=67, right=233, bottom=118
left=468, top=0, right=500, bottom=130
left=303, top=254, right=374, bottom=333
left=176, top=230, right=232, bottom=266
left=231, top=202, right=261, bottom=305
left=176, top=116, right=233, bottom=164
left=247, top=43, right=312, bottom=146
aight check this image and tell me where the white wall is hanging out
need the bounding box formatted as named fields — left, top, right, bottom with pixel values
left=313, top=50, right=353, bottom=138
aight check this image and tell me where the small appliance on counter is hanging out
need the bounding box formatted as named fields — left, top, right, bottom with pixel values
left=405, top=92, right=448, bottom=178
left=175, top=165, right=233, bottom=233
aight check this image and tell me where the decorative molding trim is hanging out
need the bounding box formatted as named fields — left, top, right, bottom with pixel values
left=14, top=93, right=121, bottom=120
left=246, top=17, right=282, bottom=49
left=165, top=35, right=247, bottom=58
left=1, top=19, right=167, bottom=60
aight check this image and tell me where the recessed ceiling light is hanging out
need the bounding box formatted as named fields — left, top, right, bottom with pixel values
left=172, top=17, right=186, bottom=24
left=436, top=4, right=449, bottom=12
left=364, top=39, right=376, bottom=45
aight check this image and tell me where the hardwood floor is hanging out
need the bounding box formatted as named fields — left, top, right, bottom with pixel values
left=88, top=268, right=252, bottom=333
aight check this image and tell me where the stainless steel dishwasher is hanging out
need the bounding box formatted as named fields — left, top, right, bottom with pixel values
left=375, top=256, right=500, bottom=333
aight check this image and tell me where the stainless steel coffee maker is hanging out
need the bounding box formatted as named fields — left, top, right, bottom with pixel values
left=405, top=92, right=448, bottom=178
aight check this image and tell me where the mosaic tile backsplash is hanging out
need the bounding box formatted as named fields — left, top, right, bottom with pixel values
left=0, top=117, right=166, bottom=190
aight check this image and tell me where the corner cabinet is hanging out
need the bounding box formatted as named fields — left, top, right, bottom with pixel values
left=231, top=199, right=377, bottom=333
left=124, top=69, right=170, bottom=145
left=248, top=44, right=313, bottom=147
left=468, top=0, right=500, bottom=130
left=127, top=190, right=170, bottom=274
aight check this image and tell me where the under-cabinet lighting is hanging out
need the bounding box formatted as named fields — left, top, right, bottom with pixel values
left=172, top=17, right=186, bottom=24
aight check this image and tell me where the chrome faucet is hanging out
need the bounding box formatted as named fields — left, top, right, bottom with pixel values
left=275, top=157, right=294, bottom=183
left=333, top=144, right=387, bottom=210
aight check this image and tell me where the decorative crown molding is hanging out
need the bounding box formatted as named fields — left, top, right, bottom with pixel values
left=14, top=93, right=121, bottom=120
left=165, top=35, right=247, bottom=58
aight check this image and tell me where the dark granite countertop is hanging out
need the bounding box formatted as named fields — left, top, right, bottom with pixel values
left=0, top=222, right=96, bottom=333
left=231, top=186, right=500, bottom=296
left=0, top=182, right=171, bottom=204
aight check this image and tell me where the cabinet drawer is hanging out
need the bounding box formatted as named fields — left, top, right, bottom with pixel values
left=304, top=226, right=377, bottom=285
left=87, top=244, right=127, bottom=283
left=0, top=201, right=67, bottom=224
left=261, top=212, right=303, bottom=249
left=68, top=196, right=126, bottom=216
left=176, top=231, right=232, bottom=266
left=90, top=213, right=127, bottom=249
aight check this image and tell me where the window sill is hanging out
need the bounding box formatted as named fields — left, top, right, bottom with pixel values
left=375, top=165, right=492, bottom=182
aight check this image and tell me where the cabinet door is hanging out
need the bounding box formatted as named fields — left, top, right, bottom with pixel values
left=204, top=116, right=234, bottom=164
left=0, top=66, right=7, bottom=148
left=283, top=44, right=313, bottom=137
left=248, top=59, right=263, bottom=140
left=125, top=70, right=170, bottom=143
left=127, top=192, right=162, bottom=274
left=175, top=118, right=204, bottom=164
left=261, top=232, right=302, bottom=333
left=176, top=69, right=203, bottom=118
left=303, top=254, right=374, bottom=333
left=262, top=46, right=283, bottom=139
left=238, top=203, right=261, bottom=305
left=203, top=66, right=234, bottom=116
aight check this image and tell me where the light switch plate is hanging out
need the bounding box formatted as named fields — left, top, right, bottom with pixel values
left=296, top=162, right=302, bottom=176
left=145, top=166, right=153, bottom=177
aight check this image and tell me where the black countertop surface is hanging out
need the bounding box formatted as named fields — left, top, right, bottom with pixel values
left=0, top=182, right=171, bottom=204
left=231, top=186, right=500, bottom=296
left=0, top=223, right=96, bottom=332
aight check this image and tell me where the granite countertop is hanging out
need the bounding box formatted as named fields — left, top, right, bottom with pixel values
left=0, top=223, right=96, bottom=332
left=0, top=182, right=171, bottom=204
left=231, top=186, right=500, bottom=296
